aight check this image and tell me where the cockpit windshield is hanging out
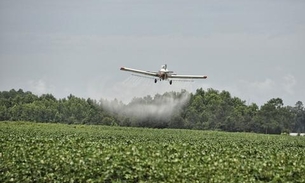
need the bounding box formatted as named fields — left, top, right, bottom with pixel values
left=161, top=64, right=167, bottom=70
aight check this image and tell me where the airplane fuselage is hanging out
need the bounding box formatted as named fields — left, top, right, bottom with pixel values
left=158, top=71, right=169, bottom=80
left=157, top=65, right=170, bottom=80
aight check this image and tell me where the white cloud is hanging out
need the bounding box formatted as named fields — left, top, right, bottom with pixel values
left=236, top=74, right=298, bottom=105
left=248, top=78, right=276, bottom=95
left=28, top=79, right=55, bottom=96
left=282, top=74, right=297, bottom=95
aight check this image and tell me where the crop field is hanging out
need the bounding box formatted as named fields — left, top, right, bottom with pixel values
left=1, top=122, right=305, bottom=182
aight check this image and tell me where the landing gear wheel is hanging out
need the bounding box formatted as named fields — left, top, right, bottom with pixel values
left=154, top=79, right=157, bottom=83
left=169, top=80, right=172, bottom=85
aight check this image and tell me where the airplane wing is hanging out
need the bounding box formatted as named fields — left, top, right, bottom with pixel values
left=168, top=74, right=207, bottom=79
left=120, top=67, right=159, bottom=77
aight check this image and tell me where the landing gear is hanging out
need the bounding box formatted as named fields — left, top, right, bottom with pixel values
left=154, top=78, right=157, bottom=83
left=169, top=80, right=172, bottom=85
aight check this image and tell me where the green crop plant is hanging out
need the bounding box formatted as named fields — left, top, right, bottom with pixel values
left=1, top=121, right=305, bottom=182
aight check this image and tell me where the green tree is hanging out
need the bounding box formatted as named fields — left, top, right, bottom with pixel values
left=0, top=105, right=8, bottom=121
left=254, top=98, right=293, bottom=134
left=293, top=101, right=305, bottom=133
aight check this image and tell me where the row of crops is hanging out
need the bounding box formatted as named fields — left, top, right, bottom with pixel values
left=1, top=121, right=305, bottom=182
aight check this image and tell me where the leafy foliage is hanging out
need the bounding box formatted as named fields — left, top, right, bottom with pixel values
left=0, top=89, right=115, bottom=125
left=1, top=122, right=305, bottom=182
left=0, top=88, right=305, bottom=134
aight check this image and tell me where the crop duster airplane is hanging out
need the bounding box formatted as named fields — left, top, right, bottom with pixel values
left=120, top=64, right=207, bottom=85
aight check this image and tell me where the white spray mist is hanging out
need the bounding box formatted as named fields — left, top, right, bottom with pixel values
left=100, top=90, right=191, bottom=121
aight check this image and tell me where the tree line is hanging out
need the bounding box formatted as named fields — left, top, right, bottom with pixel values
left=0, top=89, right=304, bottom=134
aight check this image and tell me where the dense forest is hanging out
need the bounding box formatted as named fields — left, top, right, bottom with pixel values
left=0, top=89, right=304, bottom=134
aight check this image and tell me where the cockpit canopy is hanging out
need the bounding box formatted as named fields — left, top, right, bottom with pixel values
left=161, top=64, right=167, bottom=70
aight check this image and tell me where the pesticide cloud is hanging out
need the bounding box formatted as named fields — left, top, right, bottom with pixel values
left=101, top=91, right=190, bottom=121
left=98, top=75, right=193, bottom=121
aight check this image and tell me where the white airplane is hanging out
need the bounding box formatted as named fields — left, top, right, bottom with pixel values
left=120, top=64, right=207, bottom=85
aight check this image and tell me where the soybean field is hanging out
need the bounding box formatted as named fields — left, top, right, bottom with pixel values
left=1, top=121, right=305, bottom=182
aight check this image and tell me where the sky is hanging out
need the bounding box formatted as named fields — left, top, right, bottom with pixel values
left=0, top=0, right=304, bottom=106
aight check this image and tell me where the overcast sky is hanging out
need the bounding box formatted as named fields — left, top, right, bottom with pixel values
left=1, top=0, right=304, bottom=106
